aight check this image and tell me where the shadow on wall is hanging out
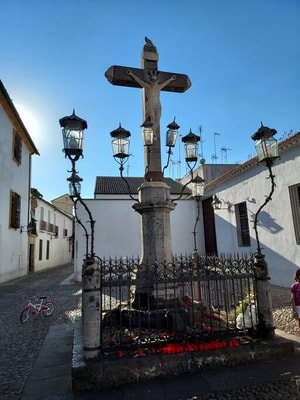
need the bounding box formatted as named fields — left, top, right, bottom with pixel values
left=250, top=210, right=283, bottom=234
left=214, top=214, right=295, bottom=287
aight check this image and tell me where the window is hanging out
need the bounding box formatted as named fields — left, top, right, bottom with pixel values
left=47, top=210, right=51, bottom=232
left=39, top=239, right=43, bottom=260
left=10, top=191, right=21, bottom=229
left=235, top=202, right=250, bottom=246
left=63, top=218, right=67, bottom=237
left=39, top=206, right=47, bottom=231
left=46, top=240, right=50, bottom=260
left=40, top=206, right=44, bottom=221
left=13, top=130, right=22, bottom=165
left=289, top=183, right=300, bottom=245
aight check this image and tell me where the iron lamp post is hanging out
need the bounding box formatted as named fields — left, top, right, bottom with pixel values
left=192, top=175, right=205, bottom=252
left=192, top=175, right=205, bottom=301
left=172, top=129, right=201, bottom=202
left=251, top=123, right=279, bottom=339
left=60, top=110, right=101, bottom=359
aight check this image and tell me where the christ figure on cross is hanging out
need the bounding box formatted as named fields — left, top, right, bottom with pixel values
left=127, top=69, right=176, bottom=131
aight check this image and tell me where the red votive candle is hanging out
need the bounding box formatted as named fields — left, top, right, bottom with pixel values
left=138, top=349, right=143, bottom=357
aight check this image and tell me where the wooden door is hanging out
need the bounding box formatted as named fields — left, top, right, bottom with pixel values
left=202, top=197, right=218, bottom=255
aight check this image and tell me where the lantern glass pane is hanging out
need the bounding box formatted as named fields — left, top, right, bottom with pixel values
left=185, top=142, right=198, bottom=162
left=255, top=137, right=278, bottom=163
left=69, top=181, right=81, bottom=197
left=142, top=127, right=153, bottom=146
left=166, top=128, right=178, bottom=147
left=63, top=128, right=84, bottom=151
left=193, top=182, right=204, bottom=198
left=112, top=138, right=130, bottom=159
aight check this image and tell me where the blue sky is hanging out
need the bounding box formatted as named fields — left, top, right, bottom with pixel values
left=2, top=0, right=300, bottom=200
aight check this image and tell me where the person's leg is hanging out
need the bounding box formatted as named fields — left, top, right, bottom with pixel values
left=296, top=306, right=300, bottom=336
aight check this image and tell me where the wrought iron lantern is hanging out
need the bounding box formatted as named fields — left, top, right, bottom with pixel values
left=141, top=118, right=154, bottom=146
left=181, top=129, right=200, bottom=163
left=212, top=195, right=222, bottom=210
left=67, top=173, right=83, bottom=198
left=163, top=119, right=180, bottom=174
left=166, top=118, right=180, bottom=148
left=251, top=123, right=279, bottom=166
left=59, top=109, right=87, bottom=161
left=110, top=124, right=131, bottom=160
left=192, top=175, right=205, bottom=200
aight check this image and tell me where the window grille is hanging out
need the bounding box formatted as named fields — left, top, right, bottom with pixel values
left=10, top=191, right=21, bottom=229
left=12, top=130, right=22, bottom=165
left=235, top=202, right=250, bottom=246
left=289, top=183, right=300, bottom=245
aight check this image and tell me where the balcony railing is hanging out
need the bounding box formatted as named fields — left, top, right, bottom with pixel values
left=39, top=220, right=47, bottom=231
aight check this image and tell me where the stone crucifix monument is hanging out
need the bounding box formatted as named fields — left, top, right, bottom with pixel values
left=105, top=38, right=191, bottom=307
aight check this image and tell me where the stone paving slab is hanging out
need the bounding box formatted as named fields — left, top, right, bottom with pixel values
left=0, top=263, right=81, bottom=400
left=74, top=348, right=300, bottom=400
left=21, top=323, right=74, bottom=400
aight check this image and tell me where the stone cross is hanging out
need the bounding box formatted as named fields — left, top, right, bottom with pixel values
left=105, top=38, right=191, bottom=181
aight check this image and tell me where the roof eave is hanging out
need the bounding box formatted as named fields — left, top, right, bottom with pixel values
left=0, top=80, right=39, bottom=156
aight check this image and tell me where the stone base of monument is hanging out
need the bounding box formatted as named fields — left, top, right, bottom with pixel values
left=72, top=317, right=295, bottom=392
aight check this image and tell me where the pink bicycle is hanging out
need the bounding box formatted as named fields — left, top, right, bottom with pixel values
left=20, top=295, right=54, bottom=324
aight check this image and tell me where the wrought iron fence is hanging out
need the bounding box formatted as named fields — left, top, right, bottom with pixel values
left=100, top=254, right=257, bottom=357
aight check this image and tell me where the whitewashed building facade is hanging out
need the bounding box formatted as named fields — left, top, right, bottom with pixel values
left=28, top=189, right=73, bottom=273
left=202, top=132, right=300, bottom=288
left=0, top=81, right=39, bottom=283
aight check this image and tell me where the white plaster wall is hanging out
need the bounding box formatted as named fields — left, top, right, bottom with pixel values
left=209, top=146, right=300, bottom=288
left=171, top=199, right=202, bottom=255
left=74, top=199, right=140, bottom=281
left=73, top=197, right=197, bottom=281
left=0, top=106, right=30, bottom=282
left=34, top=199, right=73, bottom=272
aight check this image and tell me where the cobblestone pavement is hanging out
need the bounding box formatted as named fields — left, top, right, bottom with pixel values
left=1, top=265, right=300, bottom=400
left=188, top=285, right=300, bottom=400
left=0, top=263, right=81, bottom=400
left=271, top=285, right=299, bottom=336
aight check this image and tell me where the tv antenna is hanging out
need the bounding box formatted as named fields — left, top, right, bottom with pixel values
left=169, top=134, right=182, bottom=179
left=198, top=125, right=205, bottom=164
left=212, top=132, right=220, bottom=163
left=221, top=147, right=232, bottom=164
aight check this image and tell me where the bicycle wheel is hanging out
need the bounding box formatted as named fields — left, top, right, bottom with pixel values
left=43, top=301, right=54, bottom=316
left=20, top=308, right=30, bottom=324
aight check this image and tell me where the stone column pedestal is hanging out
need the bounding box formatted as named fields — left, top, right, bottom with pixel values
left=254, top=252, right=275, bottom=339
left=132, top=181, right=176, bottom=308
left=82, top=259, right=101, bottom=359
